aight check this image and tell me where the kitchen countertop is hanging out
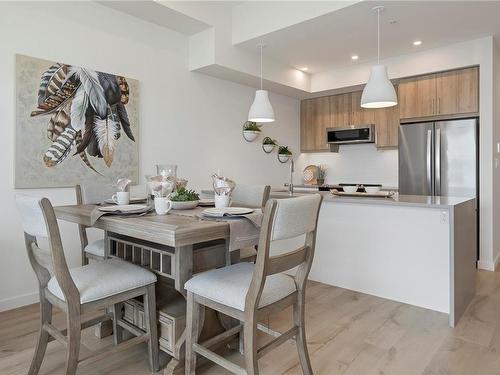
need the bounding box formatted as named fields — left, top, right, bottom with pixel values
left=270, top=189, right=475, bottom=209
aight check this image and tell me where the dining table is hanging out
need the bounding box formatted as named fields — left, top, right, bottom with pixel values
left=54, top=203, right=253, bottom=375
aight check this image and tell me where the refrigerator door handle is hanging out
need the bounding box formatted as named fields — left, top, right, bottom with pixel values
left=426, top=129, right=433, bottom=195
left=435, top=128, right=441, bottom=196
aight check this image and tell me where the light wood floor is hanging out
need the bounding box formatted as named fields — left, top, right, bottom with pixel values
left=2, top=270, right=500, bottom=375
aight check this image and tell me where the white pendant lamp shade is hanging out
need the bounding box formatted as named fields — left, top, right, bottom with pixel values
left=248, top=44, right=275, bottom=123
left=248, top=90, right=275, bottom=122
left=361, top=6, right=397, bottom=109
left=361, top=65, right=397, bottom=108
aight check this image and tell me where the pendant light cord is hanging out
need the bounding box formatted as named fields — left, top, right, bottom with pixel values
left=377, top=8, right=380, bottom=64
left=260, top=44, right=263, bottom=90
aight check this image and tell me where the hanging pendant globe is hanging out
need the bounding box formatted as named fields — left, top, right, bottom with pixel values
left=361, top=65, right=397, bottom=108
left=248, top=89, right=275, bottom=123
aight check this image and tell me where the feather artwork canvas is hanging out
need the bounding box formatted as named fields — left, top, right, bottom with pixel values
left=15, top=54, right=139, bottom=188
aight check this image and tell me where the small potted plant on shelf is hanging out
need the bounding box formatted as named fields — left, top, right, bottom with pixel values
left=242, top=121, right=262, bottom=142
left=316, top=165, right=327, bottom=186
left=277, top=146, right=292, bottom=163
left=262, top=137, right=277, bottom=153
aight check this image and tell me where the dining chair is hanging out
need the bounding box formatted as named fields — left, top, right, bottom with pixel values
left=231, top=184, right=271, bottom=209
left=230, top=185, right=271, bottom=263
left=184, top=194, right=323, bottom=375
left=75, top=184, right=116, bottom=264
left=16, top=195, right=160, bottom=375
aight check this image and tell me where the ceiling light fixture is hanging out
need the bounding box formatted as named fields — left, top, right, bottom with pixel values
left=248, top=43, right=275, bottom=123
left=413, top=40, right=422, bottom=46
left=351, top=55, right=359, bottom=60
left=299, top=67, right=308, bottom=71
left=361, top=6, right=397, bottom=109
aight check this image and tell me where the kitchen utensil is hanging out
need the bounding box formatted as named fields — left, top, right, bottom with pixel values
left=303, top=165, right=319, bottom=185
left=342, top=185, right=359, bottom=194
left=331, top=189, right=395, bottom=198
left=154, top=197, right=172, bottom=215
left=112, top=191, right=130, bottom=205
left=364, top=186, right=381, bottom=194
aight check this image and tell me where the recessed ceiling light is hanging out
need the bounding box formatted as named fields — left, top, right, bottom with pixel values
left=299, top=67, right=308, bottom=71
left=413, top=40, right=422, bottom=46
left=351, top=55, right=359, bottom=60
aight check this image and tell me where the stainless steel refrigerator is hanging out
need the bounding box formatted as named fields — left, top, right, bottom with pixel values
left=398, top=118, right=478, bottom=197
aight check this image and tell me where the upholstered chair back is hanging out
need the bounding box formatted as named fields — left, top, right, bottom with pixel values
left=76, top=184, right=116, bottom=205
left=231, top=185, right=271, bottom=208
left=16, top=195, right=79, bottom=302
left=245, top=194, right=322, bottom=312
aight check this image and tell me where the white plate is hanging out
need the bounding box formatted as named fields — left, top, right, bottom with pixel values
left=198, top=199, right=215, bottom=206
left=98, top=204, right=150, bottom=213
left=104, top=197, right=146, bottom=204
left=202, top=207, right=254, bottom=217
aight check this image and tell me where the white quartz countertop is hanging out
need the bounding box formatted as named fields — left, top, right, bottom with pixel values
left=270, top=190, right=475, bottom=208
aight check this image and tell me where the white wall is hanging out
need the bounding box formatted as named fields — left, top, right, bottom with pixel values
left=0, top=2, right=300, bottom=311
left=493, top=39, right=500, bottom=267
left=300, top=37, right=495, bottom=270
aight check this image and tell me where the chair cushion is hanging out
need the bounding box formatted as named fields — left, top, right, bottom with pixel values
left=84, top=239, right=105, bottom=257
left=47, top=258, right=157, bottom=304
left=184, top=262, right=296, bottom=311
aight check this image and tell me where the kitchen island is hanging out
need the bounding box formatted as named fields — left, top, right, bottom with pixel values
left=271, top=191, right=477, bottom=326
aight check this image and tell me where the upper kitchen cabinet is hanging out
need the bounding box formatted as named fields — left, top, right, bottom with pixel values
left=374, top=103, right=400, bottom=149
left=351, top=91, right=376, bottom=126
left=300, top=96, right=331, bottom=152
left=398, top=74, right=436, bottom=119
left=399, top=67, right=479, bottom=121
left=330, top=93, right=351, bottom=128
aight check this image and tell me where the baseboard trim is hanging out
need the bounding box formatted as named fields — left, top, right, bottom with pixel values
left=0, top=292, right=39, bottom=312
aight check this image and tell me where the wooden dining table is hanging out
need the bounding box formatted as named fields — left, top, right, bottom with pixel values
left=54, top=204, right=237, bottom=375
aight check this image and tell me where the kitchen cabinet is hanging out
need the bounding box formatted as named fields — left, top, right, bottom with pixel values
left=374, top=103, right=399, bottom=149
left=330, top=93, right=351, bottom=128
left=300, top=96, right=331, bottom=152
left=301, top=90, right=400, bottom=152
left=399, top=67, right=479, bottom=121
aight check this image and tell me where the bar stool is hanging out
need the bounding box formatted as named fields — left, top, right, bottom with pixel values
left=184, top=194, right=323, bottom=375
left=75, top=184, right=115, bottom=264
left=16, top=195, right=160, bottom=375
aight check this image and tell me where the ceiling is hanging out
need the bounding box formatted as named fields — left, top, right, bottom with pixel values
left=236, top=1, right=500, bottom=74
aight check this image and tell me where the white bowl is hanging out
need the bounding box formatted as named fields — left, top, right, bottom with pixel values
left=171, top=200, right=199, bottom=210
left=365, top=186, right=381, bottom=194
left=342, top=185, right=358, bottom=194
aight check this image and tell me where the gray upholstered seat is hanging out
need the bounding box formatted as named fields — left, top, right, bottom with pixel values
left=184, top=262, right=296, bottom=311
left=84, top=239, right=105, bottom=257
left=47, top=258, right=157, bottom=304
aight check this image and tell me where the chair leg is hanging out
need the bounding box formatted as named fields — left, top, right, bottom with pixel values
left=185, top=292, right=201, bottom=375
left=28, top=293, right=52, bottom=375
left=293, top=298, right=313, bottom=375
left=64, top=306, right=82, bottom=375
left=144, top=284, right=160, bottom=372
left=112, top=303, right=124, bottom=345
left=243, top=318, right=259, bottom=375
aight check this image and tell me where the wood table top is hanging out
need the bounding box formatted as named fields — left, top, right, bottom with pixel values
left=54, top=204, right=229, bottom=247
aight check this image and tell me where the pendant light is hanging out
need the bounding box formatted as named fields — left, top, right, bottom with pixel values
left=361, top=6, right=397, bottom=109
left=248, top=44, right=275, bottom=123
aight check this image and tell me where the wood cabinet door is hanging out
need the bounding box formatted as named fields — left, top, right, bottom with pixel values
left=435, top=70, right=459, bottom=116
left=374, top=104, right=400, bottom=149
left=330, top=93, right=352, bottom=128
left=351, top=91, right=375, bottom=126
left=457, top=67, right=479, bottom=114
left=300, top=97, right=330, bottom=152
left=398, top=74, right=436, bottom=119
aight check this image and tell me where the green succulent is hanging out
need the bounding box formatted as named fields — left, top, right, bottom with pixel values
left=170, top=187, right=200, bottom=202
left=243, top=121, right=262, bottom=132
left=263, top=137, right=277, bottom=145
left=278, top=146, right=292, bottom=155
